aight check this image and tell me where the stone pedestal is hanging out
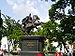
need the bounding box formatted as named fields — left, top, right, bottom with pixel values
left=20, top=35, right=45, bottom=56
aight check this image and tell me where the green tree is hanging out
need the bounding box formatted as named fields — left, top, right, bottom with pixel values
left=40, top=0, right=75, bottom=52
left=48, top=0, right=75, bottom=52
left=0, top=10, right=3, bottom=47
left=0, top=10, right=3, bottom=27
left=2, top=14, right=24, bottom=49
left=31, top=21, right=59, bottom=52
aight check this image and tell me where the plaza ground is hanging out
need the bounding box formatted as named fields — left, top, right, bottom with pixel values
left=4, top=54, right=19, bottom=56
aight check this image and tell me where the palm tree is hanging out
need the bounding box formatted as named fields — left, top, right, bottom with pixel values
left=0, top=10, right=3, bottom=47
left=0, top=10, right=3, bottom=27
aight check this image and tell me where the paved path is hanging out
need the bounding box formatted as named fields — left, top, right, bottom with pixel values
left=4, top=54, right=19, bottom=56
left=4, top=55, right=19, bottom=56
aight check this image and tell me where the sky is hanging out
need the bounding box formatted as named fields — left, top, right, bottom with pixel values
left=0, top=0, right=55, bottom=23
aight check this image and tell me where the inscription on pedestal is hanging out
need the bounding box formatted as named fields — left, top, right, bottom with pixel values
left=21, top=40, right=38, bottom=51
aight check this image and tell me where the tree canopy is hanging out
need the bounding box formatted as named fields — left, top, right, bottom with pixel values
left=48, top=0, right=75, bottom=51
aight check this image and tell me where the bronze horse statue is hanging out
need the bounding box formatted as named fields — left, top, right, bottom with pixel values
left=22, top=13, right=43, bottom=34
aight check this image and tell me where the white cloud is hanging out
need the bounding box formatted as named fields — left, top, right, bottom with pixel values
left=37, top=0, right=42, bottom=3
left=40, top=15, right=49, bottom=22
left=6, top=0, right=14, bottom=5
left=12, top=4, right=39, bottom=17
left=16, top=0, right=25, bottom=4
left=6, top=0, right=39, bottom=18
left=25, top=0, right=35, bottom=6
left=6, top=0, right=51, bottom=22
left=26, top=0, right=31, bottom=5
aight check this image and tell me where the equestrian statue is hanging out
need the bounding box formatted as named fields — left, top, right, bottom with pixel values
left=22, top=13, right=43, bottom=34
